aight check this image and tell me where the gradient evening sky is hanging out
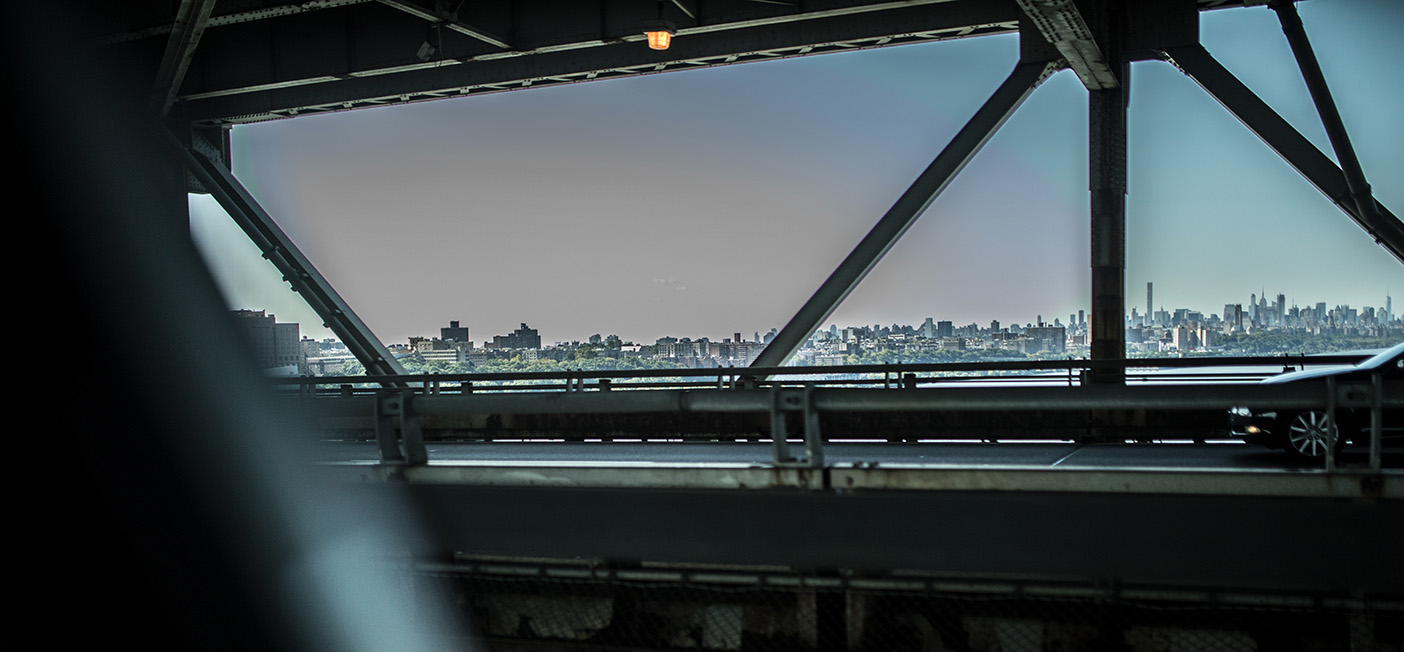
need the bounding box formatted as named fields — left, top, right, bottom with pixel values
left=190, top=0, right=1403, bottom=347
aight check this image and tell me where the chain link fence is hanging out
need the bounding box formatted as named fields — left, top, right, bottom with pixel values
left=403, top=564, right=1403, bottom=652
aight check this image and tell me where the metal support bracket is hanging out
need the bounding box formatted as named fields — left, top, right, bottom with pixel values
left=1324, top=375, right=1336, bottom=472
left=770, top=386, right=824, bottom=469
left=1334, top=376, right=1384, bottom=474
left=1015, top=0, right=1118, bottom=90
left=1369, top=372, right=1383, bottom=472
left=375, top=391, right=428, bottom=465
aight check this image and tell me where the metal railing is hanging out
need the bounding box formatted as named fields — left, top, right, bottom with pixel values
left=277, top=354, right=1367, bottom=398
left=281, top=355, right=1399, bottom=475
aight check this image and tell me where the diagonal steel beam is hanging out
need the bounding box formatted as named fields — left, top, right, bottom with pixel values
left=1270, top=0, right=1391, bottom=262
left=149, top=0, right=218, bottom=116
left=1161, top=45, right=1404, bottom=265
left=376, top=0, right=511, bottom=50
left=157, top=127, right=409, bottom=384
left=750, top=60, right=1063, bottom=370
left=669, top=0, right=697, bottom=21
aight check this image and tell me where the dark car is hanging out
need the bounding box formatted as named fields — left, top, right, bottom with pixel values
left=1229, top=341, right=1404, bottom=459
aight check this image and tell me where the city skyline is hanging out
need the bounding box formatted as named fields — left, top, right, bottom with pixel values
left=267, top=282, right=1395, bottom=350
left=190, top=0, right=1403, bottom=347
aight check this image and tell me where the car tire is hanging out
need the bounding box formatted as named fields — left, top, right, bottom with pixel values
left=1280, top=410, right=1348, bottom=460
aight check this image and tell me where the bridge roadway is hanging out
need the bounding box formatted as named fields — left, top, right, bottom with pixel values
left=319, top=439, right=1404, bottom=470
left=317, top=436, right=1404, bottom=600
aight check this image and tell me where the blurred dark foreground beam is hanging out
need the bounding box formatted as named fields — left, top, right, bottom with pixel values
left=11, top=3, right=470, bottom=650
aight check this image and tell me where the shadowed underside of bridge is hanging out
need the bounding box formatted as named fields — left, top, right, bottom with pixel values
left=19, top=1, right=1404, bottom=651
left=101, top=0, right=1404, bottom=381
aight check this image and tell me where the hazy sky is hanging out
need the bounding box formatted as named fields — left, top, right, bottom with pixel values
left=191, top=0, right=1403, bottom=346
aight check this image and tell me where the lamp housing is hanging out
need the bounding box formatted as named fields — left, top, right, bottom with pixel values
left=643, top=19, right=676, bottom=50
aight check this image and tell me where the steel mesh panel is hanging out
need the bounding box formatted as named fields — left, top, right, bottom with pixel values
left=408, top=568, right=1404, bottom=652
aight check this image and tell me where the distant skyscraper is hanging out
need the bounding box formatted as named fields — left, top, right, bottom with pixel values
left=231, top=309, right=304, bottom=372
left=487, top=323, right=540, bottom=349
left=441, top=320, right=469, bottom=343
left=1224, top=304, right=1242, bottom=332
left=1146, top=282, right=1153, bottom=326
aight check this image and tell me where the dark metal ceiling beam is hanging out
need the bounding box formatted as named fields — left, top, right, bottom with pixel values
left=375, top=0, right=511, bottom=50
left=102, top=0, right=375, bottom=44
left=182, top=0, right=1020, bottom=124
left=1015, top=0, right=1119, bottom=89
left=149, top=0, right=218, bottom=116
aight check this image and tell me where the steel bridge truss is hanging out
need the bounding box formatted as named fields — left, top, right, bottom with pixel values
left=27, top=4, right=1404, bottom=650
left=140, top=0, right=1404, bottom=382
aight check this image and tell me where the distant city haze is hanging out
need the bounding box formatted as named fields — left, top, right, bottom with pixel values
left=190, top=0, right=1403, bottom=347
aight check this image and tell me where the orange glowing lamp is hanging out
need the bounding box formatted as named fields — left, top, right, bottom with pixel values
left=643, top=19, right=676, bottom=51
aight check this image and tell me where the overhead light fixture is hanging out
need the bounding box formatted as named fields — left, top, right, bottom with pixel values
left=643, top=2, right=676, bottom=51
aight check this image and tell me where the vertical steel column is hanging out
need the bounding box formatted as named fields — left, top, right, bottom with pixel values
left=1270, top=0, right=1387, bottom=248
left=750, top=60, right=1061, bottom=370
left=375, top=391, right=428, bottom=465
left=1161, top=45, right=1404, bottom=264
left=159, top=127, right=409, bottom=384
left=1088, top=66, right=1129, bottom=383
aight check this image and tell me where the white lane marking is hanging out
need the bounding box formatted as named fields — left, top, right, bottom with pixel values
left=1049, top=446, right=1085, bottom=467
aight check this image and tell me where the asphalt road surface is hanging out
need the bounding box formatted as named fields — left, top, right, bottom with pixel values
left=317, top=440, right=1403, bottom=470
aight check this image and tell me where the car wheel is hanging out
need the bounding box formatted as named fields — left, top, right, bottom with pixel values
left=1281, top=410, right=1346, bottom=459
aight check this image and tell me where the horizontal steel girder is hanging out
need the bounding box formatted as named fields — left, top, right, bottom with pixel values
left=371, top=475, right=1404, bottom=596
left=293, top=382, right=1404, bottom=417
